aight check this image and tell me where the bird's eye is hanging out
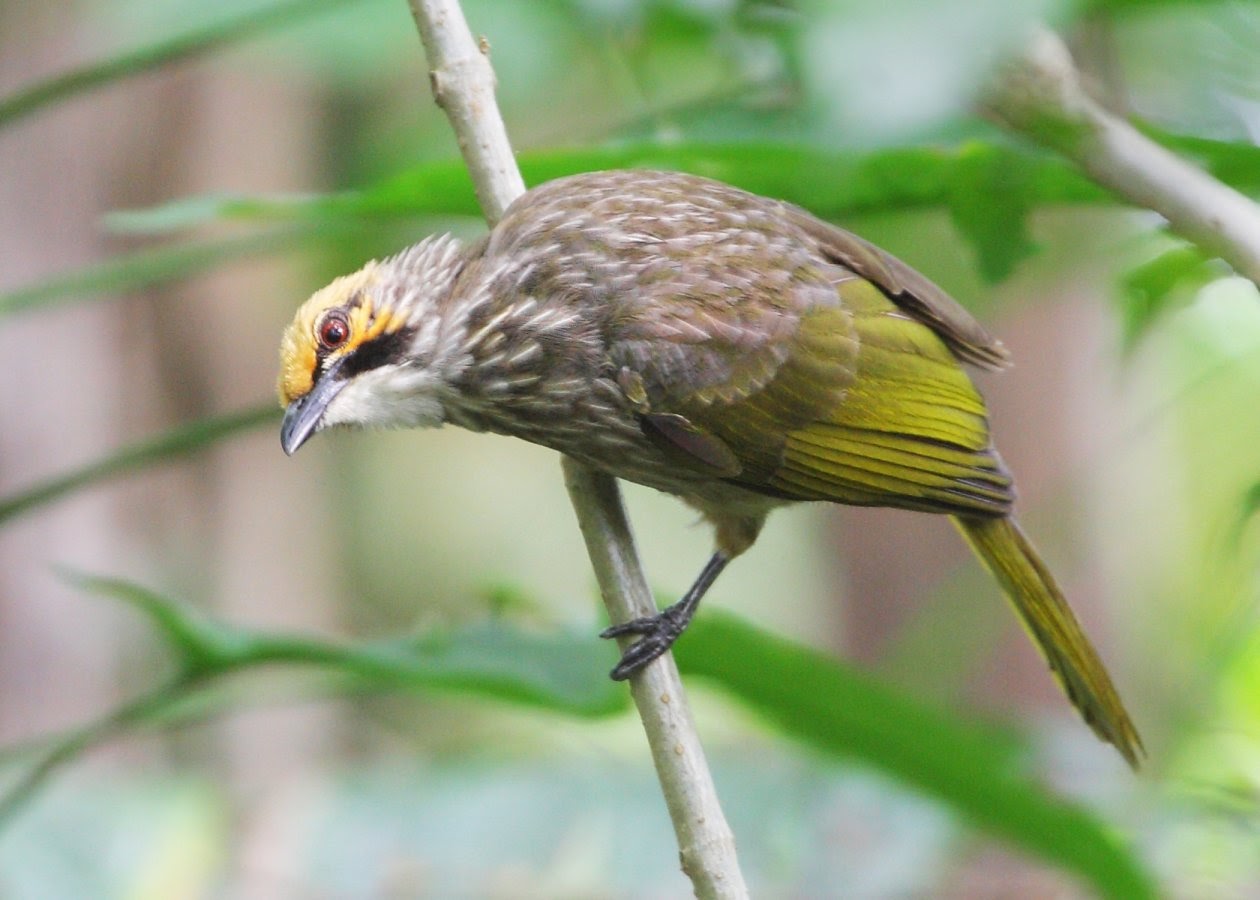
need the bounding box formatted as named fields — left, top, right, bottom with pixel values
left=318, top=313, right=350, bottom=350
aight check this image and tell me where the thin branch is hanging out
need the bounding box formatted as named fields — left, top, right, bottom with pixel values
left=402, top=1, right=748, bottom=896
left=562, top=461, right=748, bottom=898
left=984, top=27, right=1260, bottom=285
left=405, top=0, right=524, bottom=224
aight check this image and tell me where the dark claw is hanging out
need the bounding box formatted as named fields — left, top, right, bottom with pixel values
left=598, top=552, right=731, bottom=681
left=599, top=616, right=660, bottom=639
left=601, top=608, right=687, bottom=680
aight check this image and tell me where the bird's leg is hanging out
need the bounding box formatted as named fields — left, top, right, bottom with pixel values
left=601, top=551, right=730, bottom=680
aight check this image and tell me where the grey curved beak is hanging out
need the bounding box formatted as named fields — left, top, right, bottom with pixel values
left=281, top=368, right=346, bottom=455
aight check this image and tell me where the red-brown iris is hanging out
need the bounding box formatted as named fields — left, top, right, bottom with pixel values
left=318, top=312, right=350, bottom=350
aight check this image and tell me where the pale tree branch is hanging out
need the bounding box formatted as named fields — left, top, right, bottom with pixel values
left=561, top=460, right=748, bottom=898
left=984, top=27, right=1260, bottom=285
left=402, top=1, right=748, bottom=896
left=405, top=0, right=523, bottom=223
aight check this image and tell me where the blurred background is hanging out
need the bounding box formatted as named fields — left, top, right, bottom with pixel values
left=2, top=0, right=1260, bottom=896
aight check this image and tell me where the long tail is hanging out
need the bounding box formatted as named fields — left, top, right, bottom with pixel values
left=954, top=515, right=1144, bottom=767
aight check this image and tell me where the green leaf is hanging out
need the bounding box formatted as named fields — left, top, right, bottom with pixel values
left=1084, top=0, right=1257, bottom=13
left=0, top=0, right=364, bottom=129
left=60, top=572, right=249, bottom=675
left=677, top=612, right=1157, bottom=900
left=4, top=140, right=1101, bottom=322
left=0, top=230, right=309, bottom=318
left=1118, top=245, right=1222, bottom=350
left=234, top=625, right=625, bottom=715
left=67, top=572, right=625, bottom=714
left=104, top=141, right=1108, bottom=235
left=1140, top=127, right=1260, bottom=196
left=1235, top=481, right=1260, bottom=545
left=105, top=128, right=1260, bottom=249
left=6, top=575, right=1154, bottom=898
left=0, top=576, right=624, bottom=833
left=948, top=141, right=1040, bottom=282
left=103, top=163, right=481, bottom=233
left=0, top=405, right=277, bottom=526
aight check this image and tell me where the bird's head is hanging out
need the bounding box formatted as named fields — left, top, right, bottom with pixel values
left=277, top=235, right=469, bottom=454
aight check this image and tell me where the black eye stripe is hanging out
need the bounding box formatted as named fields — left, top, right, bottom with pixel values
left=308, top=293, right=414, bottom=388
left=340, top=325, right=417, bottom=377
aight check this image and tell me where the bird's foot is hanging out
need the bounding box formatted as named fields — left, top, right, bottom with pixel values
left=600, top=605, right=689, bottom=680
left=598, top=552, right=730, bottom=681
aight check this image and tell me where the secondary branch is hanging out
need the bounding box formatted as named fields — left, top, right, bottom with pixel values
left=985, top=28, right=1260, bottom=285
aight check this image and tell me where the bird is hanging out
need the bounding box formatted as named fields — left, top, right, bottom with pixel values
left=277, top=168, right=1143, bottom=766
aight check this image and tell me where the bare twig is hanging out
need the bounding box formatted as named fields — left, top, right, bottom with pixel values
left=403, top=1, right=748, bottom=895
left=405, top=0, right=523, bottom=223
left=562, top=461, right=748, bottom=898
left=984, top=27, right=1260, bottom=285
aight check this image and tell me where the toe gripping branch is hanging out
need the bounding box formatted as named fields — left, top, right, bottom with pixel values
left=600, top=552, right=730, bottom=680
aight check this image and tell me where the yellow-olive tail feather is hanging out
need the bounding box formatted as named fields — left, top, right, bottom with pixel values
left=955, top=515, right=1144, bottom=767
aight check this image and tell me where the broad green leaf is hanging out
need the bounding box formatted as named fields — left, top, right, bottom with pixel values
left=1118, top=245, right=1222, bottom=350
left=0, top=574, right=624, bottom=832
left=2, top=138, right=1133, bottom=321
left=0, top=0, right=364, bottom=129
left=105, top=129, right=1260, bottom=242
left=59, top=571, right=250, bottom=673
left=0, top=406, right=277, bottom=526
left=1236, top=481, right=1260, bottom=544
left=104, top=141, right=1108, bottom=235
left=1143, top=127, right=1260, bottom=195
left=5, top=573, right=1153, bottom=898
left=677, top=612, right=1157, bottom=900
left=1084, top=0, right=1259, bottom=12
left=69, top=572, right=624, bottom=715
left=948, top=141, right=1040, bottom=282
left=1, top=139, right=1101, bottom=325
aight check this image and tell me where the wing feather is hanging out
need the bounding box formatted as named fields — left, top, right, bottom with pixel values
left=765, top=279, right=1013, bottom=514
left=587, top=170, right=1012, bottom=516
left=784, top=205, right=1010, bottom=370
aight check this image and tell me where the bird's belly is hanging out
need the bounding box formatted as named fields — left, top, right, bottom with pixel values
left=449, top=386, right=777, bottom=515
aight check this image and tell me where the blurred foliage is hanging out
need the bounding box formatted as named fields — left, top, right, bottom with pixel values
left=1116, top=243, right=1223, bottom=351
left=0, top=407, right=278, bottom=525
left=4, top=0, right=1260, bottom=896
left=0, top=0, right=364, bottom=128
left=0, top=575, right=1153, bottom=898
